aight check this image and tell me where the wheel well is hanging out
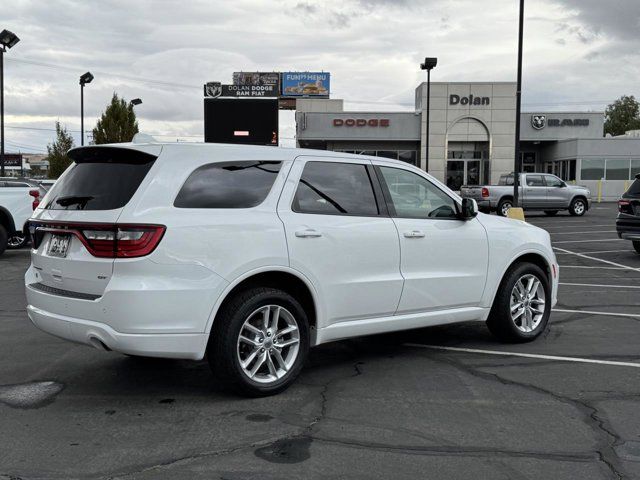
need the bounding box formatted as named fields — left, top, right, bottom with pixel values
left=215, top=271, right=317, bottom=331
left=511, top=253, right=552, bottom=283
left=499, top=196, right=513, bottom=204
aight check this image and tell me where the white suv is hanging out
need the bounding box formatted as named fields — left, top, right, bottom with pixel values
left=25, top=143, right=558, bottom=396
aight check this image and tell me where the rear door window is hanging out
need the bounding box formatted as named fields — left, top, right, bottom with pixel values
left=174, top=161, right=282, bottom=208
left=292, top=161, right=379, bottom=216
left=525, top=175, right=545, bottom=187
left=44, top=147, right=156, bottom=210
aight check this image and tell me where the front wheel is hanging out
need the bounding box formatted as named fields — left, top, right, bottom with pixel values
left=487, top=262, right=551, bottom=343
left=207, top=287, right=309, bottom=397
left=497, top=199, right=513, bottom=217
left=569, top=198, right=586, bottom=216
left=633, top=241, right=640, bottom=254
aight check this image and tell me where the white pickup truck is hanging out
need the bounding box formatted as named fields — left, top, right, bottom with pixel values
left=0, top=178, right=44, bottom=254
left=461, top=173, right=592, bottom=217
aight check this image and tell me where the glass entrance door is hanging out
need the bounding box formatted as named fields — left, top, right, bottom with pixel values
left=446, top=161, right=465, bottom=190
left=446, top=160, right=487, bottom=190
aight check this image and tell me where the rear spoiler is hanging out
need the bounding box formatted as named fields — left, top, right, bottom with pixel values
left=68, top=146, right=157, bottom=164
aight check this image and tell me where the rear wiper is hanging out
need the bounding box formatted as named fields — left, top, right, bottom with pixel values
left=55, top=195, right=94, bottom=207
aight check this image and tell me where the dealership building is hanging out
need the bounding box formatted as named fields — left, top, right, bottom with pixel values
left=295, top=82, right=640, bottom=200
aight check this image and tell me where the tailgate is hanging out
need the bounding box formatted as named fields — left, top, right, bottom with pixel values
left=28, top=146, right=159, bottom=297
left=460, top=186, right=484, bottom=200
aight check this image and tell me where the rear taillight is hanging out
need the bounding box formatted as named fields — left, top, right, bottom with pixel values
left=29, top=189, right=40, bottom=210
left=618, top=199, right=632, bottom=214
left=481, top=187, right=489, bottom=198
left=31, top=222, right=165, bottom=258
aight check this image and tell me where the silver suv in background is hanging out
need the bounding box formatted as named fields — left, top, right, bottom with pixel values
left=461, top=173, right=592, bottom=217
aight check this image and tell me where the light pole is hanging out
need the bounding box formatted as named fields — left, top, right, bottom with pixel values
left=79, top=72, right=94, bottom=146
left=513, top=0, right=525, bottom=207
left=130, top=98, right=142, bottom=107
left=420, top=57, right=437, bottom=172
left=0, top=29, right=20, bottom=177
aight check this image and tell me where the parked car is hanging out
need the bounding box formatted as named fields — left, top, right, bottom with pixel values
left=0, top=177, right=44, bottom=253
left=461, top=173, right=591, bottom=217
left=25, top=143, right=559, bottom=396
left=617, top=173, right=640, bottom=254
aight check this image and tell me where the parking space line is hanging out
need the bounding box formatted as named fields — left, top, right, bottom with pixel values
left=553, top=308, right=640, bottom=318
left=560, top=282, right=640, bottom=289
left=405, top=344, right=640, bottom=368
left=560, top=265, right=627, bottom=270
left=550, top=230, right=616, bottom=235
left=555, top=249, right=634, bottom=255
left=554, top=246, right=640, bottom=272
left=542, top=225, right=614, bottom=229
left=553, top=239, right=625, bottom=244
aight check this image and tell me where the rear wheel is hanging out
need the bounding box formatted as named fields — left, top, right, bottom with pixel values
left=7, top=233, right=28, bottom=249
left=207, top=287, right=309, bottom=397
left=487, top=262, right=551, bottom=343
left=0, top=225, right=7, bottom=256
left=497, top=199, right=513, bottom=217
left=569, top=198, right=586, bottom=216
left=544, top=210, right=558, bottom=216
left=633, top=241, right=640, bottom=254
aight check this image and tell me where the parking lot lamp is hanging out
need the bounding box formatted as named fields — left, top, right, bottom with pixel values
left=513, top=0, right=524, bottom=206
left=420, top=57, right=437, bottom=172
left=79, top=72, right=94, bottom=146
left=0, top=29, right=20, bottom=177
left=130, top=98, right=142, bottom=107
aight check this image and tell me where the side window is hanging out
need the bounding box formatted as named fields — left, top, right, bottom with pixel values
left=174, top=161, right=282, bottom=208
left=378, top=166, right=458, bottom=219
left=526, top=175, right=545, bottom=187
left=5, top=182, right=29, bottom=187
left=292, top=161, right=379, bottom=216
left=544, top=175, right=563, bottom=187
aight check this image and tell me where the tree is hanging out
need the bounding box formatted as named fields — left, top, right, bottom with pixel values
left=46, top=121, right=75, bottom=179
left=604, top=95, right=640, bottom=136
left=92, top=93, right=139, bottom=144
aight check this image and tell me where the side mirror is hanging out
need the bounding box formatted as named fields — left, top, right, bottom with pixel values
left=560, top=181, right=567, bottom=188
left=460, top=198, right=479, bottom=220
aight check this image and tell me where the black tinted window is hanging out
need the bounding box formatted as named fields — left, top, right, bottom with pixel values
left=293, top=162, right=379, bottom=216
left=627, top=178, right=640, bottom=196
left=175, top=161, right=282, bottom=208
left=45, top=148, right=156, bottom=210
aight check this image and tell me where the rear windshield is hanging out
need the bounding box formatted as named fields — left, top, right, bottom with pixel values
left=44, top=147, right=156, bottom=210
left=499, top=175, right=514, bottom=186
left=627, top=178, right=640, bottom=196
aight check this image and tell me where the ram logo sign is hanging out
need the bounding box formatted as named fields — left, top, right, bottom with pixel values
left=531, top=115, right=546, bottom=130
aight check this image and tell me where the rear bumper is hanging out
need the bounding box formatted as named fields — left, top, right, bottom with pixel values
left=27, top=304, right=208, bottom=360
left=617, top=215, right=640, bottom=240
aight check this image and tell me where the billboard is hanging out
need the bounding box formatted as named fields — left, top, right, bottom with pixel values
left=204, top=82, right=278, bottom=98
left=282, top=72, right=330, bottom=97
left=232, top=72, right=279, bottom=87
left=1, top=154, right=22, bottom=167
left=204, top=98, right=278, bottom=146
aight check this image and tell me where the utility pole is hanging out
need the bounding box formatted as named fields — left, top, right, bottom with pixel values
left=513, top=0, right=525, bottom=206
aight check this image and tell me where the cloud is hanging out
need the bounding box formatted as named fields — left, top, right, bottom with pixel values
left=1, top=0, right=638, bottom=152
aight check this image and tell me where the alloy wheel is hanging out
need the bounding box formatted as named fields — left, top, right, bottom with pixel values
left=7, top=235, right=25, bottom=248
left=501, top=202, right=513, bottom=216
left=573, top=200, right=585, bottom=215
left=236, top=304, right=300, bottom=384
left=510, top=274, right=546, bottom=333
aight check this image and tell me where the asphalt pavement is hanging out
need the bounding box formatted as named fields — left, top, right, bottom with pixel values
left=1, top=202, right=639, bottom=480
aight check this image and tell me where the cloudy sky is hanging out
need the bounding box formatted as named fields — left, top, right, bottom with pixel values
left=3, top=0, right=639, bottom=153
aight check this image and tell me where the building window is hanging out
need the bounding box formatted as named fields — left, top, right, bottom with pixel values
left=580, top=158, right=605, bottom=180
left=605, top=159, right=631, bottom=180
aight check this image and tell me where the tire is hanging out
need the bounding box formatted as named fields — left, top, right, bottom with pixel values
left=544, top=210, right=558, bottom=216
left=207, top=287, right=310, bottom=397
left=487, top=262, right=551, bottom=343
left=633, top=241, right=640, bottom=254
left=0, top=225, right=7, bottom=256
left=569, top=197, right=586, bottom=216
left=7, top=233, right=28, bottom=249
left=497, top=198, right=513, bottom=217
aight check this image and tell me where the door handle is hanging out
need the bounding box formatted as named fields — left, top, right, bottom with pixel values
left=403, top=230, right=425, bottom=238
left=295, top=229, right=322, bottom=238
